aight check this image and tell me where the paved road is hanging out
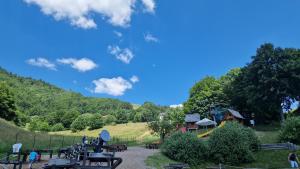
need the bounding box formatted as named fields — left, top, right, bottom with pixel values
left=4, top=147, right=159, bottom=169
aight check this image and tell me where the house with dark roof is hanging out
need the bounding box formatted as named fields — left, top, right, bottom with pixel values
left=184, top=113, right=200, bottom=131
left=210, top=106, right=245, bottom=124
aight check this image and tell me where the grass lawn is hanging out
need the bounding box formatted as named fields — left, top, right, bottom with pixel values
left=146, top=150, right=299, bottom=169
left=0, top=119, right=158, bottom=153
left=0, top=118, right=82, bottom=152
left=145, top=152, right=176, bottom=169
left=51, top=122, right=159, bottom=145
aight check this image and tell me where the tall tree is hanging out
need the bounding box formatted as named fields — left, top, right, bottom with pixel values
left=148, top=114, right=174, bottom=142
left=183, top=76, right=228, bottom=117
left=0, top=82, right=17, bottom=121
left=230, top=43, right=300, bottom=123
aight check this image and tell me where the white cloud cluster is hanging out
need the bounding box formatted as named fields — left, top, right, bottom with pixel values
left=92, top=76, right=138, bottom=96
left=113, top=31, right=123, bottom=38
left=26, top=58, right=56, bottom=70
left=108, top=45, right=134, bottom=64
left=57, top=58, right=97, bottom=72
left=144, top=33, right=159, bottom=42
left=130, top=75, right=139, bottom=83
left=141, top=0, right=155, bottom=13
left=170, top=104, right=183, bottom=108
left=24, top=0, right=156, bottom=29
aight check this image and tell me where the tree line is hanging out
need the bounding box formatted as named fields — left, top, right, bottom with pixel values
left=184, top=43, right=300, bottom=123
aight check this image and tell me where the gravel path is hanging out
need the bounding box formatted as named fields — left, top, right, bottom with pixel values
left=4, top=147, right=159, bottom=169
left=116, top=147, right=159, bottom=169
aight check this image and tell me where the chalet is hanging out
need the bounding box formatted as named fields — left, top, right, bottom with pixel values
left=210, top=106, right=244, bottom=124
left=223, top=108, right=244, bottom=123
left=184, top=113, right=200, bottom=132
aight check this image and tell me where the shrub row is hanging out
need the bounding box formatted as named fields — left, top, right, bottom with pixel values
left=161, top=122, right=260, bottom=166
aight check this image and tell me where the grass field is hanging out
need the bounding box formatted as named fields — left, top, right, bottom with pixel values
left=0, top=119, right=158, bottom=153
left=51, top=122, right=159, bottom=144
left=0, top=118, right=82, bottom=153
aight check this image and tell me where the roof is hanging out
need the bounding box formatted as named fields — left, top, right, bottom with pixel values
left=228, top=109, right=244, bottom=119
left=185, top=113, right=200, bottom=122
left=196, top=118, right=217, bottom=126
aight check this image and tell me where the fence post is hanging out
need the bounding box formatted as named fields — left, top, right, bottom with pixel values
left=33, top=134, right=36, bottom=148
left=49, top=136, right=52, bottom=149
left=61, top=136, right=65, bottom=148
left=15, top=132, right=19, bottom=143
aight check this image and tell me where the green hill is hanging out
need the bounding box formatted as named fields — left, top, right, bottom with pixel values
left=0, top=67, right=133, bottom=117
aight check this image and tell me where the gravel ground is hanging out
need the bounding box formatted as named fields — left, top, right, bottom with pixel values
left=3, top=147, right=159, bottom=169
left=116, top=147, right=159, bottom=169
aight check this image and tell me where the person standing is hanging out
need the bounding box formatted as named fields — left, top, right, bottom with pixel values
left=28, top=149, right=38, bottom=169
left=289, top=151, right=299, bottom=168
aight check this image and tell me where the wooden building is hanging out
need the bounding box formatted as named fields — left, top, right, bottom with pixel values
left=184, top=113, right=200, bottom=132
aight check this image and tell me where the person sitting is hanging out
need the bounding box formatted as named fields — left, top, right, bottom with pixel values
left=289, top=151, right=299, bottom=168
left=28, top=149, right=38, bottom=169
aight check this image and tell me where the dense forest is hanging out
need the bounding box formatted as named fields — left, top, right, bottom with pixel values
left=0, top=68, right=177, bottom=132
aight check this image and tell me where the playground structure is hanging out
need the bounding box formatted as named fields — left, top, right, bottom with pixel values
left=197, top=121, right=226, bottom=138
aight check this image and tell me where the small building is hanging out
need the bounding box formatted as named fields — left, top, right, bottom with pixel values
left=223, top=109, right=244, bottom=123
left=210, top=106, right=244, bottom=124
left=184, top=113, right=200, bottom=132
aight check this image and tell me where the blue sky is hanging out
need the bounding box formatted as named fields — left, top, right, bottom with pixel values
left=1, top=0, right=300, bottom=106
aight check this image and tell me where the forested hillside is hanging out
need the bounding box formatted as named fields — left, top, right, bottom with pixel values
left=0, top=67, right=133, bottom=116
left=0, top=67, right=178, bottom=132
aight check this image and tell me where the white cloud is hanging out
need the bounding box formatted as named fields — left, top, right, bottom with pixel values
left=130, top=75, right=139, bottom=83
left=92, top=77, right=133, bottom=96
left=108, top=45, right=134, bottom=64
left=113, top=31, right=123, bottom=38
left=170, top=104, right=183, bottom=108
left=144, top=33, right=159, bottom=42
left=57, top=58, right=97, bottom=72
left=26, top=57, right=56, bottom=70
left=24, top=0, right=156, bottom=29
left=141, top=0, right=155, bottom=13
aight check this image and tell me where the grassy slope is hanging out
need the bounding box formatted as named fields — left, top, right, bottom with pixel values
left=52, top=122, right=159, bottom=143
left=0, top=118, right=81, bottom=152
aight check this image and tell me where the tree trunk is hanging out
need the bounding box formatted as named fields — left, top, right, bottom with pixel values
left=280, top=108, right=285, bottom=125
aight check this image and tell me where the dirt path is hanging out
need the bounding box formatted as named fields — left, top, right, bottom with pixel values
left=116, top=147, right=159, bottom=169
left=4, top=147, right=159, bottom=169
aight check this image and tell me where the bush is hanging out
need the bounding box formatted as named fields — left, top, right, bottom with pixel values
left=103, top=115, right=117, bottom=125
left=279, top=117, right=300, bottom=144
left=89, top=114, right=104, bottom=130
left=161, top=132, right=208, bottom=166
left=51, top=123, right=65, bottom=132
left=208, top=122, right=259, bottom=165
left=70, top=113, right=94, bottom=132
left=38, top=121, right=51, bottom=132
left=28, top=116, right=50, bottom=132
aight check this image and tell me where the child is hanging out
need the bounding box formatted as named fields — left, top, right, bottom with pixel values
left=28, top=149, right=38, bottom=169
left=289, top=151, right=299, bottom=168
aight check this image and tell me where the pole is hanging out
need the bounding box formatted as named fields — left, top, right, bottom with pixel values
left=33, top=135, right=36, bottom=148
left=61, top=136, right=65, bottom=148
left=49, top=136, right=52, bottom=149
left=15, top=133, right=19, bottom=143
